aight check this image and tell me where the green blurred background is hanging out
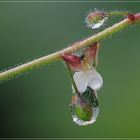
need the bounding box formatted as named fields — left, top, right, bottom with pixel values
left=0, top=1, right=140, bottom=138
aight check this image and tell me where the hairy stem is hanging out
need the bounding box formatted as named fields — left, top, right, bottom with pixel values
left=107, top=11, right=129, bottom=16
left=0, top=13, right=140, bottom=81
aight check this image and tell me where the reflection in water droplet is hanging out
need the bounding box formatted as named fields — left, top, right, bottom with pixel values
left=91, top=17, right=107, bottom=29
left=70, top=87, right=99, bottom=126
left=85, top=10, right=108, bottom=29
left=86, top=17, right=108, bottom=29
left=71, top=106, right=99, bottom=126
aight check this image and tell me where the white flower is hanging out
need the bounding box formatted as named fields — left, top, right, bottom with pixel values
left=61, top=43, right=103, bottom=94
left=73, top=68, right=103, bottom=93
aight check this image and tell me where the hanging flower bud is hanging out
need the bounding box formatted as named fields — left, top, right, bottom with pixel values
left=70, top=87, right=99, bottom=126
left=86, top=10, right=107, bottom=29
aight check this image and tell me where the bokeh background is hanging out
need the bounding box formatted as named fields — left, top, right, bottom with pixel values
left=0, top=1, right=140, bottom=138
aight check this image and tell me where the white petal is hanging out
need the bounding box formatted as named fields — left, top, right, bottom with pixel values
left=73, top=71, right=92, bottom=93
left=88, top=69, right=103, bottom=91
left=73, top=69, right=103, bottom=93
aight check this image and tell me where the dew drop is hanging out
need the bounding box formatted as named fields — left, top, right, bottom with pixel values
left=70, top=87, right=99, bottom=126
left=86, top=17, right=108, bottom=29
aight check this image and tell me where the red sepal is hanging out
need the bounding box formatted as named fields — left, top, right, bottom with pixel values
left=61, top=54, right=82, bottom=71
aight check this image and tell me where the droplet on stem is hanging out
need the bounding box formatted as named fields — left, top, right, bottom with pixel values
left=85, top=10, right=107, bottom=29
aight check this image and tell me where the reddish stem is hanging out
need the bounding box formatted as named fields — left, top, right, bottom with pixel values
left=128, top=13, right=140, bottom=22
left=135, top=13, right=140, bottom=20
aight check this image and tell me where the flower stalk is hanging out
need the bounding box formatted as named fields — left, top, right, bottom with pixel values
left=65, top=61, right=80, bottom=95
left=0, top=13, right=140, bottom=81
left=107, top=11, right=129, bottom=16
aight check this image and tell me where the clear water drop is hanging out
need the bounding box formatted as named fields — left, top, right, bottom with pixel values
left=87, top=17, right=108, bottom=29
left=91, top=17, right=107, bottom=29
left=70, top=87, right=99, bottom=126
left=71, top=105, right=99, bottom=126
left=85, top=10, right=108, bottom=29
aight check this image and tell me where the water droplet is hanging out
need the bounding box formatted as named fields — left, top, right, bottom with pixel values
left=86, top=17, right=107, bottom=29
left=85, top=11, right=108, bottom=29
left=70, top=87, right=99, bottom=126
left=91, top=17, right=107, bottom=29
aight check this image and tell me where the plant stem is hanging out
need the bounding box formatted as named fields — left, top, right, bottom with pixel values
left=0, top=13, right=140, bottom=81
left=107, top=11, right=129, bottom=16
left=65, top=62, right=80, bottom=95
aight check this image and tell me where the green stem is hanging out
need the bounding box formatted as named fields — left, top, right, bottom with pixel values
left=65, top=62, right=80, bottom=95
left=107, top=11, right=129, bottom=17
left=0, top=13, right=140, bottom=81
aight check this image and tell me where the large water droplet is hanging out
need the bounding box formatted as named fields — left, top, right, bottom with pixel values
left=70, top=87, right=99, bottom=126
